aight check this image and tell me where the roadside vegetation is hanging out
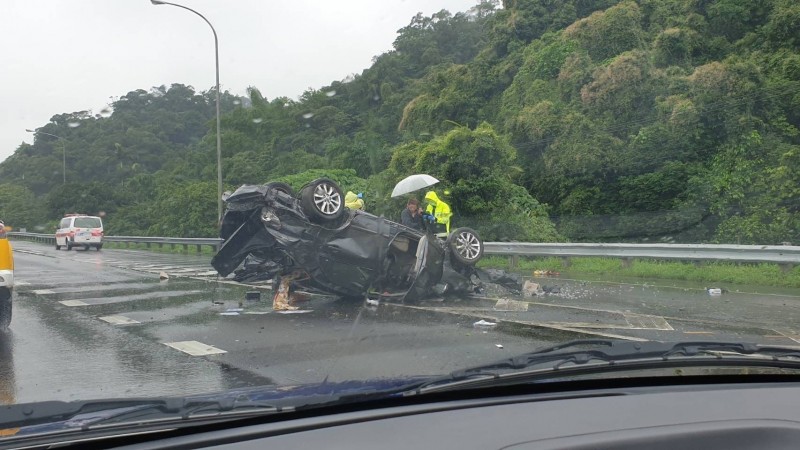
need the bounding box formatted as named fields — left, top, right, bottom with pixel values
left=478, top=256, right=800, bottom=288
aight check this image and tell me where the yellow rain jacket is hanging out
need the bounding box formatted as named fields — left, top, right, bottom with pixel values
left=345, top=191, right=365, bottom=210
left=424, top=191, right=452, bottom=233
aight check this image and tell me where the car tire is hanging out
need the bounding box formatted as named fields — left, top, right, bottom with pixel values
left=55, top=241, right=61, bottom=250
left=447, top=227, right=483, bottom=266
left=300, top=178, right=345, bottom=223
left=264, top=182, right=294, bottom=197
left=0, top=291, right=11, bottom=331
left=66, top=239, right=73, bottom=251
left=96, top=244, right=103, bottom=251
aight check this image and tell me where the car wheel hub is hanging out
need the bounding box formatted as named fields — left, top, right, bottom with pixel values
left=455, top=232, right=480, bottom=260
left=314, top=184, right=341, bottom=215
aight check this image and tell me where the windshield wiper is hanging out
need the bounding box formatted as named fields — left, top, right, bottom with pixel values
left=407, top=339, right=800, bottom=395
left=0, top=396, right=287, bottom=431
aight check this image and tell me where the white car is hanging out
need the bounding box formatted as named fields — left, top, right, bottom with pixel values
left=55, top=215, right=104, bottom=251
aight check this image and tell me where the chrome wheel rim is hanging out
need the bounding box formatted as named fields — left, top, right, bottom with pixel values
left=455, top=231, right=481, bottom=260
left=313, top=183, right=342, bottom=215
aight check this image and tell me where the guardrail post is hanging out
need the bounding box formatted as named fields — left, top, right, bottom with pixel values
left=621, top=258, right=632, bottom=268
left=170, top=243, right=176, bottom=250
left=196, top=244, right=202, bottom=253
left=780, top=263, right=795, bottom=274
left=146, top=243, right=151, bottom=249
left=561, top=256, right=571, bottom=268
left=509, top=255, right=519, bottom=270
left=182, top=244, right=188, bottom=252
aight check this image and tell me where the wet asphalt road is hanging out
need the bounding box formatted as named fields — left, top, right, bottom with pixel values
left=4, top=240, right=800, bottom=404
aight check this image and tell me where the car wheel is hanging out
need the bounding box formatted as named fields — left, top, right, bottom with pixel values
left=84, top=245, right=90, bottom=251
left=66, top=239, right=73, bottom=251
left=55, top=241, right=61, bottom=250
left=447, top=227, right=483, bottom=266
left=300, top=178, right=345, bottom=222
left=0, top=291, right=11, bottom=331
left=96, top=244, right=103, bottom=251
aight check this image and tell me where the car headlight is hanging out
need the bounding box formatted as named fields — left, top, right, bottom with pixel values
left=260, top=208, right=281, bottom=228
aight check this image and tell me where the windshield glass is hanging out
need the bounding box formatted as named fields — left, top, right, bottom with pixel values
left=2, top=0, right=800, bottom=440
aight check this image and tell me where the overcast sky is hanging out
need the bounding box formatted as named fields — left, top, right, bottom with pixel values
left=0, top=0, right=480, bottom=164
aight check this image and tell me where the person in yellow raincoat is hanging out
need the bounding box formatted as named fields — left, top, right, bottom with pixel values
left=424, top=190, right=452, bottom=234
left=345, top=191, right=365, bottom=210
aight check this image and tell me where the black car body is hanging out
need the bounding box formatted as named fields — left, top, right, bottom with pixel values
left=211, top=178, right=484, bottom=302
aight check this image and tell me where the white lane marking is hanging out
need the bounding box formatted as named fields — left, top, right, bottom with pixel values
left=774, top=329, right=800, bottom=344
left=493, top=299, right=529, bottom=311
left=243, top=311, right=271, bottom=315
left=164, top=341, right=227, bottom=356
left=624, top=313, right=674, bottom=331
left=99, top=315, right=141, bottom=325
left=32, top=289, right=56, bottom=295
left=60, top=300, right=89, bottom=307
left=15, top=281, right=30, bottom=286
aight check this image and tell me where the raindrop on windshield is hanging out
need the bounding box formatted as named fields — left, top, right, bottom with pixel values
left=302, top=112, right=314, bottom=119
left=233, top=99, right=241, bottom=105
left=373, top=95, right=381, bottom=101
left=325, top=90, right=336, bottom=97
left=252, top=118, right=263, bottom=124
left=67, top=121, right=81, bottom=128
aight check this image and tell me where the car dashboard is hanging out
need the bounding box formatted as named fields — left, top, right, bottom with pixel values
left=99, top=379, right=800, bottom=450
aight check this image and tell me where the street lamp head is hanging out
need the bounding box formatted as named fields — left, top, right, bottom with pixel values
left=25, top=129, right=34, bottom=133
left=150, top=0, right=166, bottom=5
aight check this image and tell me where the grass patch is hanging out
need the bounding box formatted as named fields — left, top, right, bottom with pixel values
left=477, top=256, right=800, bottom=288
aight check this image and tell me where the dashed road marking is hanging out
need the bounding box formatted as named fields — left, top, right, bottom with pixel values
left=624, top=313, right=674, bottom=331
left=493, top=299, right=529, bottom=311
left=60, top=300, right=89, bottom=307
left=683, top=331, right=714, bottom=335
left=99, top=315, right=141, bottom=325
left=31, top=289, right=56, bottom=295
left=164, top=341, right=227, bottom=356
left=15, top=281, right=30, bottom=286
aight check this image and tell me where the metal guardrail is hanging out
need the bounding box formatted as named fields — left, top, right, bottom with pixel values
left=8, top=232, right=800, bottom=266
left=8, top=232, right=222, bottom=253
left=484, top=242, right=800, bottom=266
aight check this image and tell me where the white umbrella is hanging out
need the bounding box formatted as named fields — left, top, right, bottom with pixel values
left=391, top=174, right=440, bottom=198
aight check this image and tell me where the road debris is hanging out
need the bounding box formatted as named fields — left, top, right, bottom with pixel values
left=473, top=319, right=497, bottom=328
left=522, top=280, right=544, bottom=298
left=533, top=270, right=560, bottom=276
left=495, top=344, right=504, bottom=349
left=707, top=288, right=723, bottom=296
left=366, top=298, right=380, bottom=306
left=159, top=271, right=169, bottom=280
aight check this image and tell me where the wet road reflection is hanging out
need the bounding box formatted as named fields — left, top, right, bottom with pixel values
left=7, top=239, right=800, bottom=404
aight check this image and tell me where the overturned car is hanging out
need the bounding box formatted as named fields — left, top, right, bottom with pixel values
left=211, top=178, right=484, bottom=302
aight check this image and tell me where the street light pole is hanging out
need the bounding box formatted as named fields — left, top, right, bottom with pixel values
left=26, top=129, right=66, bottom=184
left=150, top=0, right=223, bottom=223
